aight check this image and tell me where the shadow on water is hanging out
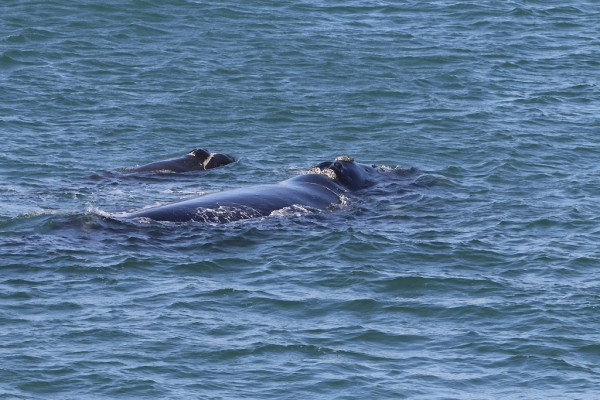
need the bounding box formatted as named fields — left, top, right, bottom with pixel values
left=87, top=169, right=225, bottom=184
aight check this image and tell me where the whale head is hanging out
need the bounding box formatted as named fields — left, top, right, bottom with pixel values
left=188, top=148, right=235, bottom=170
left=312, top=156, right=379, bottom=190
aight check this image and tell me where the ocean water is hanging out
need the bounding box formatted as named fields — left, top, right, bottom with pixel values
left=1, top=0, right=600, bottom=398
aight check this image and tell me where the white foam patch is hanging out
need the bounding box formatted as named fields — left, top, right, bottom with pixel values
left=159, top=188, right=211, bottom=195
left=132, top=216, right=156, bottom=224
left=84, top=205, right=112, bottom=218
left=270, top=204, right=318, bottom=218
left=20, top=208, right=60, bottom=218
left=338, top=193, right=350, bottom=206
left=192, top=205, right=264, bottom=223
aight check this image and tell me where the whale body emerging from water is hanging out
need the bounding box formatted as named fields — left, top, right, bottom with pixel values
left=124, top=156, right=392, bottom=223
left=126, top=148, right=235, bottom=173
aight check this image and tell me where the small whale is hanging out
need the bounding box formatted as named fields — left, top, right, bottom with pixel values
left=125, top=148, right=235, bottom=173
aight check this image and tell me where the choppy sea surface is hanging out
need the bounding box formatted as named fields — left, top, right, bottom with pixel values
left=2, top=1, right=600, bottom=398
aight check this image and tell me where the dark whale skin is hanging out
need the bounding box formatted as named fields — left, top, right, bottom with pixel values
left=124, top=156, right=392, bottom=223
left=126, top=173, right=344, bottom=223
left=126, top=148, right=235, bottom=173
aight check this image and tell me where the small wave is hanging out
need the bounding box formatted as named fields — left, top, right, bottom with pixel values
left=0, top=50, right=42, bottom=70
left=19, top=208, right=61, bottom=218
left=386, top=165, right=419, bottom=176
left=118, top=167, right=178, bottom=174
left=5, top=27, right=59, bottom=44
left=0, top=53, right=20, bottom=70
left=84, top=205, right=112, bottom=219
left=411, top=173, right=455, bottom=188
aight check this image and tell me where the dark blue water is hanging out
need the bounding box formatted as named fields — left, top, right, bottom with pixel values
left=2, top=1, right=600, bottom=398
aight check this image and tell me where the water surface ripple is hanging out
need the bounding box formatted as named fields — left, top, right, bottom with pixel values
left=1, top=0, right=600, bottom=398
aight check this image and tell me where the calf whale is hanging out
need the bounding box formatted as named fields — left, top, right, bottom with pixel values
left=126, top=148, right=235, bottom=173
left=124, top=156, right=393, bottom=223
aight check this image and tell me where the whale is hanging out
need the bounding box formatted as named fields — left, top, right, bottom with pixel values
left=125, top=148, right=235, bottom=173
left=124, top=156, right=392, bottom=223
